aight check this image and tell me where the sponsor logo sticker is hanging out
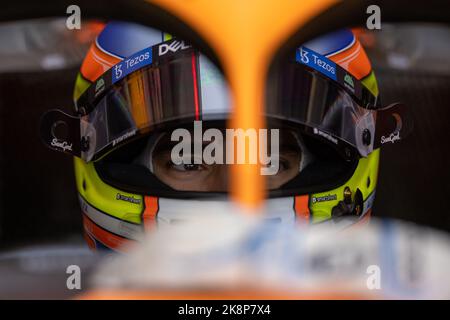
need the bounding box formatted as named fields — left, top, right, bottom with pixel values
left=158, top=40, right=191, bottom=56
left=381, top=131, right=401, bottom=144
left=112, top=48, right=153, bottom=83
left=312, top=194, right=338, bottom=204
left=111, top=129, right=137, bottom=147
left=94, top=78, right=105, bottom=97
left=344, top=74, right=355, bottom=89
left=313, top=127, right=338, bottom=145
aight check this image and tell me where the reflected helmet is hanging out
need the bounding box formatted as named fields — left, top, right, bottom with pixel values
left=40, top=22, right=411, bottom=251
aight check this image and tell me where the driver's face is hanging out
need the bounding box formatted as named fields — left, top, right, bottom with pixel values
left=151, top=131, right=302, bottom=192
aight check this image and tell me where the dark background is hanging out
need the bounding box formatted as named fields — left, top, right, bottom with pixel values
left=374, top=68, right=450, bottom=230
left=0, top=68, right=81, bottom=248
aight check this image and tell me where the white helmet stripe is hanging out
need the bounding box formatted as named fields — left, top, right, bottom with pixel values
left=79, top=195, right=142, bottom=240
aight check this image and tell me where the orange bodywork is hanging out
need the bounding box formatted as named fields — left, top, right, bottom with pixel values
left=81, top=289, right=378, bottom=300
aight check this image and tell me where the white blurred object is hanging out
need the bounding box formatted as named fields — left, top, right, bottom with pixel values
left=0, top=239, right=100, bottom=299
left=91, top=211, right=450, bottom=299
left=363, top=23, right=450, bottom=75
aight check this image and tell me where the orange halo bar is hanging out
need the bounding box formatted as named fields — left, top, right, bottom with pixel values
left=149, top=0, right=338, bottom=211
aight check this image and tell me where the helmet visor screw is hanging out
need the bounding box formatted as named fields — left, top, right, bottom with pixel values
left=362, top=129, right=372, bottom=146
left=344, top=186, right=352, bottom=204
left=81, top=136, right=90, bottom=152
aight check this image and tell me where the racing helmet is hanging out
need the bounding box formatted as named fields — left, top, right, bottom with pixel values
left=40, top=22, right=412, bottom=252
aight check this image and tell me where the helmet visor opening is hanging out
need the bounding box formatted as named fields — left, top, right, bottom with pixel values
left=95, top=121, right=357, bottom=197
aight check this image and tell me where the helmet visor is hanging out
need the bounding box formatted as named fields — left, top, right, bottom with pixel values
left=41, top=43, right=411, bottom=164
left=80, top=48, right=230, bottom=161
left=267, top=52, right=376, bottom=158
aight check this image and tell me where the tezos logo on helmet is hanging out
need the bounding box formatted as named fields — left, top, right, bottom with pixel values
left=158, top=40, right=191, bottom=56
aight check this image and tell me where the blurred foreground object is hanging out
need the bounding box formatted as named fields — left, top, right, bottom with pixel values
left=359, top=23, right=450, bottom=74
left=0, top=240, right=99, bottom=299
left=84, top=214, right=450, bottom=299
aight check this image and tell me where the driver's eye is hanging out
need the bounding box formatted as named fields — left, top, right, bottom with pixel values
left=170, top=163, right=205, bottom=172
left=262, top=158, right=290, bottom=172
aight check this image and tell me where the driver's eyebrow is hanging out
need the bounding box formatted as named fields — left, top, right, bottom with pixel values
left=153, top=131, right=302, bottom=154
left=154, top=144, right=300, bottom=157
